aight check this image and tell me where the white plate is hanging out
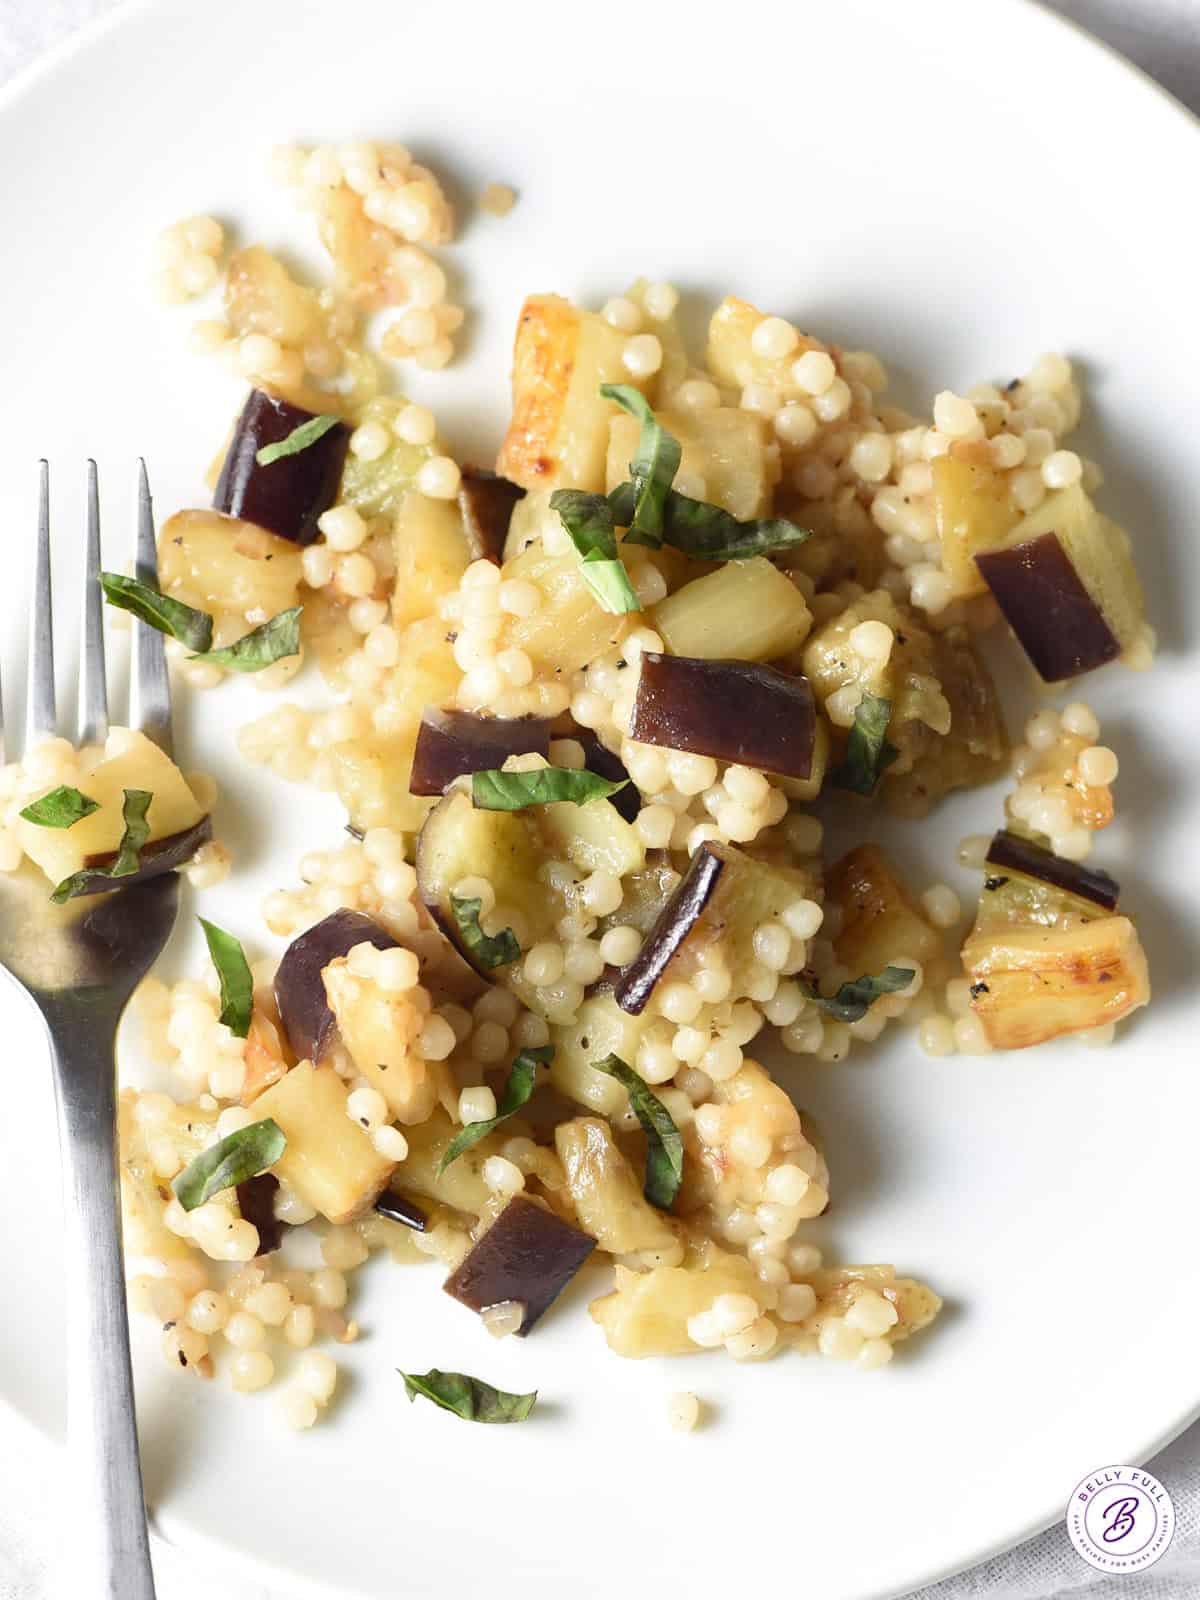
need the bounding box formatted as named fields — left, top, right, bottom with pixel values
left=1, top=1, right=1198, bottom=1596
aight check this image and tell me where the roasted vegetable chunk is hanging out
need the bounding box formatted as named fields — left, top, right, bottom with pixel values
left=443, top=1194, right=596, bottom=1334
left=213, top=388, right=349, bottom=547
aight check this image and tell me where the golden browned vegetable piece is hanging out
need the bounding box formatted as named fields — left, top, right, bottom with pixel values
left=828, top=844, right=942, bottom=975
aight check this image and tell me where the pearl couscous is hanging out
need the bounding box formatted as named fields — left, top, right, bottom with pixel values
left=0, top=137, right=1157, bottom=1430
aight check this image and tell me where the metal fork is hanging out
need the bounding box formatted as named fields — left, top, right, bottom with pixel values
left=0, top=461, right=174, bottom=1600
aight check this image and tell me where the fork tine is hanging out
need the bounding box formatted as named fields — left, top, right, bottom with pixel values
left=78, top=461, right=109, bottom=748
left=25, top=460, right=57, bottom=753
left=129, top=460, right=173, bottom=757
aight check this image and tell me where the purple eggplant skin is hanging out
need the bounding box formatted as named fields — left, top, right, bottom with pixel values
left=572, top=731, right=639, bottom=823
left=373, top=1192, right=428, bottom=1232
left=274, top=909, right=400, bottom=1063
left=614, top=844, right=725, bottom=1016
left=409, top=709, right=555, bottom=797
left=63, top=815, right=214, bottom=900
left=236, top=1174, right=283, bottom=1256
left=975, top=532, right=1121, bottom=682
left=458, top=467, right=526, bottom=564
left=986, top=830, right=1120, bottom=911
left=443, top=1194, right=595, bottom=1334
left=629, top=653, right=817, bottom=780
left=213, top=389, right=350, bottom=548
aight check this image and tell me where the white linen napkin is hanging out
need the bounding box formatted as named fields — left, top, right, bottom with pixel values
left=0, top=2, right=1197, bottom=1597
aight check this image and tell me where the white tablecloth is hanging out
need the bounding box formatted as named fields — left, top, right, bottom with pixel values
left=1, top=2, right=1198, bottom=1596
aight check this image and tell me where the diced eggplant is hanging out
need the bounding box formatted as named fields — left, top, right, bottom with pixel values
left=443, top=1193, right=596, bottom=1334
left=985, top=830, right=1119, bottom=912
left=236, top=1174, right=282, bottom=1256
left=614, top=842, right=817, bottom=1016
left=409, top=709, right=554, bottom=797
left=374, top=1191, right=428, bottom=1231
left=55, top=816, right=213, bottom=901
left=571, top=731, right=638, bottom=823
left=251, top=1061, right=396, bottom=1223
left=213, top=388, right=350, bottom=547
left=273, top=909, right=400, bottom=1063
left=653, top=558, right=812, bottom=662
left=827, top=845, right=941, bottom=975
left=458, top=467, right=526, bottom=564
left=973, top=486, right=1144, bottom=682
left=629, top=653, right=816, bottom=780
left=976, top=532, right=1119, bottom=681
left=416, top=785, right=644, bottom=1005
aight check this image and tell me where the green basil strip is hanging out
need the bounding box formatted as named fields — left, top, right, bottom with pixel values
left=471, top=767, right=629, bottom=812
left=804, top=964, right=916, bottom=1023
left=200, top=607, right=303, bottom=672
left=255, top=413, right=342, bottom=466
left=400, top=1369, right=537, bottom=1424
left=437, top=1046, right=553, bottom=1173
left=591, top=1053, right=683, bottom=1210
left=599, top=383, right=682, bottom=548
left=51, top=788, right=153, bottom=902
left=100, top=573, right=214, bottom=652
left=19, top=785, right=100, bottom=829
left=450, top=893, right=520, bottom=970
left=198, top=917, right=254, bottom=1039
left=173, top=1118, right=287, bottom=1212
left=549, top=489, right=641, bottom=615
left=830, top=693, right=900, bottom=796
left=610, top=481, right=812, bottom=561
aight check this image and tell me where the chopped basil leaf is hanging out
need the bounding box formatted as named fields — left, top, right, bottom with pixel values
left=19, top=785, right=100, bottom=829
left=591, top=1053, right=683, bottom=1210
left=656, top=489, right=811, bottom=560
left=437, top=1046, right=553, bottom=1173
left=173, top=1118, right=286, bottom=1212
left=100, top=573, right=214, bottom=652
left=255, top=413, right=342, bottom=467
left=200, top=607, right=303, bottom=672
left=471, top=767, right=629, bottom=812
left=51, top=788, right=153, bottom=902
left=804, top=964, right=916, bottom=1023
left=830, top=693, right=899, bottom=796
left=198, top=917, right=253, bottom=1039
left=400, top=1369, right=537, bottom=1424
left=449, top=893, right=520, bottom=970
left=599, top=383, right=682, bottom=548
left=549, top=489, right=641, bottom=615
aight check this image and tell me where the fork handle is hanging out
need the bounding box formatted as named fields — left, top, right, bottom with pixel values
left=49, top=1019, right=158, bottom=1600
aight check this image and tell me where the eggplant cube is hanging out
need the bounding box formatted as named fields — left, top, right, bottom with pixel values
left=828, top=845, right=942, bottom=975
left=931, top=454, right=1019, bottom=599
left=653, top=558, right=812, bottom=662
left=409, top=710, right=553, bottom=797
left=250, top=1061, right=396, bottom=1224
left=213, top=388, right=349, bottom=547
left=273, top=909, right=400, bottom=1064
left=443, top=1194, right=596, bottom=1334
left=458, top=467, right=526, bottom=564
left=974, top=486, right=1144, bottom=682
left=15, top=729, right=208, bottom=892
left=629, top=653, right=816, bottom=780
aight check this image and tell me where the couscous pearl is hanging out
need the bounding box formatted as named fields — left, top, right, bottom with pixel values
left=711, top=1293, right=759, bottom=1338
left=459, top=1085, right=498, bottom=1125
left=752, top=922, right=791, bottom=972
left=918, top=1015, right=957, bottom=1057
left=953, top=1014, right=992, bottom=1055
left=394, top=404, right=437, bottom=446
left=602, top=296, right=642, bottom=333
left=1025, top=708, right=1061, bottom=751
left=921, top=885, right=961, bottom=928
left=818, top=1319, right=865, bottom=1361
left=622, top=334, right=663, bottom=378
left=752, top=316, right=799, bottom=361
left=319, top=504, right=369, bottom=552
left=773, top=403, right=818, bottom=448
left=811, top=376, right=851, bottom=423
left=416, top=1015, right=456, bottom=1061
left=524, top=942, right=564, bottom=987
left=1060, top=702, right=1101, bottom=741
left=726, top=1318, right=777, bottom=1362
left=777, top=1283, right=818, bottom=1323
left=1078, top=745, right=1119, bottom=786
left=740, top=382, right=782, bottom=417
left=245, top=1283, right=293, bottom=1326
left=311, top=1269, right=348, bottom=1310
left=416, top=456, right=461, bottom=499
left=279, top=1390, right=319, bottom=1430
left=373, top=1126, right=410, bottom=1161
left=284, top=1306, right=316, bottom=1349
left=659, top=982, right=702, bottom=1025
left=337, top=553, right=377, bottom=597
left=932, top=391, right=980, bottom=438
left=845, top=1290, right=899, bottom=1338
left=666, top=1391, right=701, bottom=1432
left=700, top=1038, right=743, bottom=1082
left=910, top=566, right=954, bottom=613
left=638, top=281, right=677, bottom=320
left=297, top=1350, right=338, bottom=1405
left=848, top=619, right=895, bottom=662
left=674, top=378, right=721, bottom=411
left=729, top=1126, right=772, bottom=1169
left=635, top=805, right=675, bottom=848
left=848, top=433, right=893, bottom=483
left=225, top=1311, right=266, bottom=1350
left=581, top=870, right=623, bottom=916
left=480, top=1300, right=525, bottom=1339
left=349, top=421, right=391, bottom=461
left=857, top=1338, right=894, bottom=1371
left=482, top=1155, right=525, bottom=1196
left=791, top=350, right=836, bottom=396
left=764, top=1164, right=810, bottom=1206
left=230, top=1351, right=275, bottom=1393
